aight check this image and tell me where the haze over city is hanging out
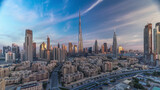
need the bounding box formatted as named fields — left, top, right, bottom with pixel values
left=0, top=0, right=160, bottom=51
left=1, top=0, right=160, bottom=90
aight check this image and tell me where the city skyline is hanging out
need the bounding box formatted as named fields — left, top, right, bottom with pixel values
left=1, top=1, right=160, bottom=89
left=0, top=0, right=160, bottom=51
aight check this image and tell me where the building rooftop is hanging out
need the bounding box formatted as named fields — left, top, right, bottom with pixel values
left=17, top=82, right=41, bottom=89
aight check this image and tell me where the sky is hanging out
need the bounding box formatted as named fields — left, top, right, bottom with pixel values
left=0, top=0, right=160, bottom=51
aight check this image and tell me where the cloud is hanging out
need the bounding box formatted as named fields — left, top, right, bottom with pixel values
left=83, top=0, right=103, bottom=14
left=154, top=0, right=160, bottom=10
left=3, top=0, right=38, bottom=22
left=64, top=21, right=71, bottom=32
left=79, top=4, right=160, bottom=50
left=50, top=0, right=103, bottom=23
left=115, top=5, right=158, bottom=22
left=29, top=0, right=104, bottom=30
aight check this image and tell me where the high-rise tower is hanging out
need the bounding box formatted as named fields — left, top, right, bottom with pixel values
left=103, top=43, right=108, bottom=54
left=78, top=11, right=83, bottom=53
left=154, top=22, right=160, bottom=60
left=94, top=40, right=98, bottom=54
left=47, top=36, right=50, bottom=51
left=58, top=43, right=60, bottom=48
left=25, top=29, right=33, bottom=61
left=12, top=43, right=20, bottom=59
left=113, top=32, right=117, bottom=58
left=144, top=23, right=152, bottom=63
left=68, top=42, right=73, bottom=54
left=40, top=42, right=47, bottom=59
left=32, top=42, right=36, bottom=60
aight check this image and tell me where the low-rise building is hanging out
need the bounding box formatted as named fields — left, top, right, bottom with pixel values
left=62, top=61, right=77, bottom=75
left=102, top=61, right=112, bottom=72
left=11, top=70, right=32, bottom=78
left=0, top=67, right=10, bottom=78
left=4, top=77, right=21, bottom=85
left=61, top=71, right=84, bottom=84
left=0, top=78, right=5, bottom=90
left=128, top=58, right=138, bottom=65
left=22, top=71, right=49, bottom=83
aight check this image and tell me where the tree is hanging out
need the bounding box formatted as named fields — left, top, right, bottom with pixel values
left=118, top=63, right=123, bottom=67
left=113, top=67, right=118, bottom=70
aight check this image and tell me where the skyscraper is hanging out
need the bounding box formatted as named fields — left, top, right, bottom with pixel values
left=58, top=43, right=60, bottom=48
left=73, top=45, right=78, bottom=54
left=47, top=36, right=50, bottom=60
left=88, top=47, right=92, bottom=53
left=144, top=23, right=152, bottom=63
left=68, top=42, right=73, bottom=54
left=154, top=28, right=157, bottom=54
left=103, top=43, right=108, bottom=54
left=53, top=47, right=58, bottom=60
left=62, top=44, right=67, bottom=61
left=52, top=47, right=65, bottom=62
left=109, top=45, right=112, bottom=53
left=47, top=36, right=50, bottom=51
left=101, top=45, right=104, bottom=54
left=20, top=50, right=25, bottom=61
left=78, top=11, right=83, bottom=53
left=118, top=46, right=123, bottom=54
left=25, top=29, right=33, bottom=61
left=62, top=44, right=67, bottom=52
left=32, top=42, right=36, bottom=60
left=84, top=48, right=88, bottom=53
left=12, top=43, right=20, bottom=60
left=3, top=46, right=11, bottom=57
left=113, top=32, right=117, bottom=58
left=154, top=22, right=160, bottom=60
left=40, top=42, right=47, bottom=59
left=0, top=49, right=2, bottom=57
left=5, top=51, right=15, bottom=62
left=94, top=40, right=98, bottom=54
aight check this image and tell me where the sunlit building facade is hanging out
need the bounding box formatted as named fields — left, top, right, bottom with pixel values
left=101, top=45, right=105, bottom=54
left=73, top=45, right=78, bottom=54
left=68, top=42, right=73, bottom=54
left=40, top=42, right=47, bottom=59
left=118, top=46, right=123, bottom=54
left=47, top=36, right=50, bottom=51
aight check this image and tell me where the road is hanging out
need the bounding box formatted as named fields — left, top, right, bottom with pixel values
left=47, top=63, right=62, bottom=90
left=5, top=85, right=18, bottom=90
left=71, top=68, right=160, bottom=90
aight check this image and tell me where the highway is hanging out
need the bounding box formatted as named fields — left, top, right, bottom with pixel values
left=47, top=63, right=62, bottom=90
left=71, top=68, right=160, bottom=90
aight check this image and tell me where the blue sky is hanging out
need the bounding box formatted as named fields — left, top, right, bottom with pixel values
left=0, top=0, right=160, bottom=51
